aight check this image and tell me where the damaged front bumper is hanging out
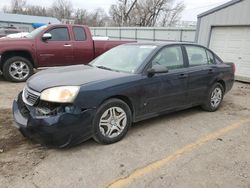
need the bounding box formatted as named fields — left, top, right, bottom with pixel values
left=12, top=92, right=95, bottom=148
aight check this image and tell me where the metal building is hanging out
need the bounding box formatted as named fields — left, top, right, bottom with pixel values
left=0, top=12, right=60, bottom=32
left=196, top=0, right=250, bottom=82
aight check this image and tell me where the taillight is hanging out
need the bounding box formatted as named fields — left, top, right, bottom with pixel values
left=232, top=63, right=236, bottom=74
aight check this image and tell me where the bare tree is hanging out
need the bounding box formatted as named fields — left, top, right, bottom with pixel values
left=24, top=6, right=48, bottom=17
left=74, top=8, right=88, bottom=25
left=74, top=8, right=109, bottom=26
left=0, top=0, right=184, bottom=27
left=109, top=0, right=185, bottom=27
left=50, top=0, right=73, bottom=20
left=160, top=2, right=185, bottom=27
left=109, top=0, right=137, bottom=26
left=88, top=9, right=110, bottom=26
left=5, top=0, right=27, bottom=14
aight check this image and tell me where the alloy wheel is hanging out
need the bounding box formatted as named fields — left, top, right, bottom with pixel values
left=99, top=107, right=127, bottom=138
left=211, top=87, right=222, bottom=108
left=9, top=61, right=30, bottom=80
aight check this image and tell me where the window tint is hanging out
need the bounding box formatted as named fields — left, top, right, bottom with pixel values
left=73, top=27, right=86, bottom=41
left=47, top=27, right=69, bottom=41
left=186, top=46, right=208, bottom=66
left=152, top=46, right=184, bottom=70
left=206, top=50, right=215, bottom=64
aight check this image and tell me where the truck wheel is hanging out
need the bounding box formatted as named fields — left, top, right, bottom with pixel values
left=201, top=83, right=224, bottom=112
left=3, top=56, right=34, bottom=82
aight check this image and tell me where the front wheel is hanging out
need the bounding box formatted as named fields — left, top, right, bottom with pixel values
left=2, top=56, right=34, bottom=82
left=202, top=83, right=224, bottom=112
left=93, top=99, right=132, bottom=144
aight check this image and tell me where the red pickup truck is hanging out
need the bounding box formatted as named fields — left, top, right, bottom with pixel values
left=0, top=24, right=133, bottom=82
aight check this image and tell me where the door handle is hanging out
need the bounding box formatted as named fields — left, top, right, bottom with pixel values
left=208, top=69, right=214, bottom=74
left=64, top=44, right=72, bottom=47
left=178, top=73, right=188, bottom=79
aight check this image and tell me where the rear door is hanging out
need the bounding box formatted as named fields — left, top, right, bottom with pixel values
left=184, top=45, right=217, bottom=104
left=36, top=27, right=73, bottom=66
left=72, top=26, right=95, bottom=64
left=143, top=45, right=188, bottom=114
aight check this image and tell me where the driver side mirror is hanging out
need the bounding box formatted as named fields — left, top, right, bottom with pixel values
left=147, top=64, right=168, bottom=77
left=42, top=33, right=52, bottom=41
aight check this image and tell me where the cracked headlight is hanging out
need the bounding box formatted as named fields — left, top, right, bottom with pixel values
left=40, top=86, right=80, bottom=103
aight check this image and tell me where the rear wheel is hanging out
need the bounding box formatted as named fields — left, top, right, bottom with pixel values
left=3, top=56, right=33, bottom=82
left=202, top=83, right=224, bottom=112
left=93, top=99, right=132, bottom=144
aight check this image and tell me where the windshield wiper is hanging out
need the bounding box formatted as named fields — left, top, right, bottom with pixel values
left=95, top=65, right=121, bottom=72
left=96, top=66, right=113, bottom=71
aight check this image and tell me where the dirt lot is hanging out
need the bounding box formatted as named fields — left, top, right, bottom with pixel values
left=0, top=75, right=249, bottom=188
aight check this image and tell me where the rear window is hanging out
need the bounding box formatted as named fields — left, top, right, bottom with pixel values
left=73, top=27, right=86, bottom=41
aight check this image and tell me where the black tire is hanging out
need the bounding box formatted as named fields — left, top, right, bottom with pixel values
left=202, top=83, right=224, bottom=112
left=2, top=56, right=34, bottom=82
left=93, top=98, right=132, bottom=144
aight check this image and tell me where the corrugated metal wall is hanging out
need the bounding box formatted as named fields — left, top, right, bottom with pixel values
left=197, top=0, right=250, bottom=46
left=0, top=22, right=33, bottom=32
left=90, top=27, right=196, bottom=42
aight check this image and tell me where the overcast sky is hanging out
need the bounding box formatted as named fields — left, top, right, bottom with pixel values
left=0, top=0, right=231, bottom=21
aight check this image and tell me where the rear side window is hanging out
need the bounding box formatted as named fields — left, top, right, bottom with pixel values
left=206, top=50, right=215, bottom=64
left=47, top=27, right=69, bottom=41
left=186, top=46, right=208, bottom=66
left=73, top=27, right=86, bottom=41
left=215, top=56, right=223, bottom=64
left=152, top=46, right=184, bottom=70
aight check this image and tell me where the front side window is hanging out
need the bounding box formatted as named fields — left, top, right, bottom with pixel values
left=152, top=46, right=184, bottom=70
left=186, top=46, right=208, bottom=66
left=46, top=27, right=69, bottom=41
left=73, top=27, right=86, bottom=41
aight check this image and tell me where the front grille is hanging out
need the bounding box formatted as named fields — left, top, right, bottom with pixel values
left=22, top=87, right=40, bottom=106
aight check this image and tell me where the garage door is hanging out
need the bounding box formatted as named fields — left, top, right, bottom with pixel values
left=210, top=26, right=250, bottom=82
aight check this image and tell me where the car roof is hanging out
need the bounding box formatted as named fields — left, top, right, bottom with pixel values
left=122, top=42, right=204, bottom=48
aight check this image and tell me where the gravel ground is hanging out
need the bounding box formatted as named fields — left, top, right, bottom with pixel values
left=0, top=75, right=249, bottom=188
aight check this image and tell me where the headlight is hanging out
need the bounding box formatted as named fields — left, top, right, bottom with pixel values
left=40, top=86, right=80, bottom=103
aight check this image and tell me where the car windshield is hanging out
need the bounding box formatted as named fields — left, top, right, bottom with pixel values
left=25, top=25, right=48, bottom=38
left=90, top=45, right=157, bottom=73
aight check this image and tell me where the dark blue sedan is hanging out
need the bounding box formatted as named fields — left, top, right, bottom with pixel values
left=12, top=43, right=235, bottom=147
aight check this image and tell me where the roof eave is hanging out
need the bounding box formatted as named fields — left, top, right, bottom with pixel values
left=197, top=0, right=242, bottom=18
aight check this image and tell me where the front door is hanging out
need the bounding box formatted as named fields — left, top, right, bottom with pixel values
left=36, top=27, right=73, bottom=67
left=143, top=45, right=188, bottom=115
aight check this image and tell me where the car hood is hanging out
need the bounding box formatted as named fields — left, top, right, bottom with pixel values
left=27, top=65, right=131, bottom=92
